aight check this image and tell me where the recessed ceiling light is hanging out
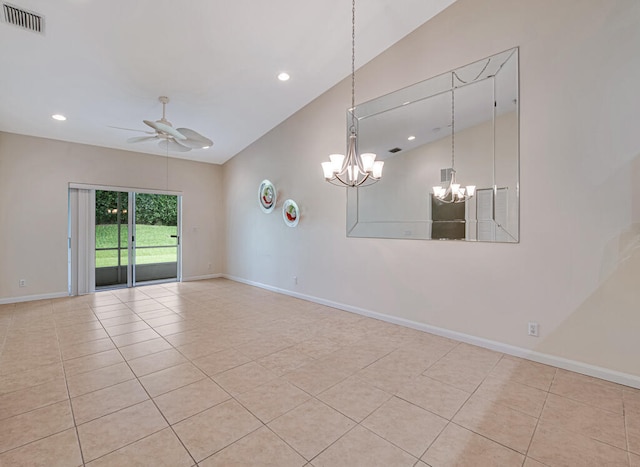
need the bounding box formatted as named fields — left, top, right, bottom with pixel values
left=202, top=146, right=210, bottom=149
left=52, top=114, right=66, bottom=121
left=277, top=72, right=290, bottom=81
left=407, top=135, right=416, bottom=141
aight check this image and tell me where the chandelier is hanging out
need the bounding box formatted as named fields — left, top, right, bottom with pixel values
left=321, top=0, right=383, bottom=187
left=432, top=73, right=475, bottom=203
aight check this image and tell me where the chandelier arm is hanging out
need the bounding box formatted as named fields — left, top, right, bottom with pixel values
left=328, top=171, right=379, bottom=188
left=434, top=197, right=465, bottom=205
left=334, top=162, right=357, bottom=180
left=350, top=134, right=367, bottom=175
left=333, top=173, right=353, bottom=187
left=346, top=134, right=358, bottom=172
left=337, top=159, right=349, bottom=177
left=354, top=173, right=371, bottom=187
left=326, top=177, right=347, bottom=187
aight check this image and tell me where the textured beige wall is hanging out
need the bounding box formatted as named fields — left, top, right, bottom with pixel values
left=222, top=0, right=640, bottom=380
left=0, top=132, right=224, bottom=300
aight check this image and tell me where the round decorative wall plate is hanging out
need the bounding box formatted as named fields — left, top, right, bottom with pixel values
left=282, top=199, right=299, bottom=227
left=258, top=179, right=276, bottom=213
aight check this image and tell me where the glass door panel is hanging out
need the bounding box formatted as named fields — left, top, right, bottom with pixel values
left=95, top=190, right=129, bottom=288
left=133, top=193, right=179, bottom=284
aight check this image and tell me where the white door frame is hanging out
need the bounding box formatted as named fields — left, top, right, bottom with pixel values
left=68, top=183, right=183, bottom=295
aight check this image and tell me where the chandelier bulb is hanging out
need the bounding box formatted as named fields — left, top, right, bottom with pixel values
left=360, top=153, right=376, bottom=172
left=322, top=162, right=334, bottom=180
left=372, top=160, right=384, bottom=179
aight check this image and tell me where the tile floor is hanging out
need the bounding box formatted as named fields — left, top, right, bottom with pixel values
left=0, top=278, right=639, bottom=466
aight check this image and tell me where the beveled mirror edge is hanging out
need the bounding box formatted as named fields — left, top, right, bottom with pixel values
left=346, top=47, right=520, bottom=243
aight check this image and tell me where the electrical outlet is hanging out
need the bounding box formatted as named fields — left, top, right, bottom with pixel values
left=528, top=321, right=539, bottom=337
left=293, top=276, right=298, bottom=285
left=19, top=279, right=26, bottom=287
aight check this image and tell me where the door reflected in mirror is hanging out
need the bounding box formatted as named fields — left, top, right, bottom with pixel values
left=346, top=48, right=519, bottom=242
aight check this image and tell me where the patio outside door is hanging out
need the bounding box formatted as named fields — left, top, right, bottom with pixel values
left=94, top=190, right=180, bottom=289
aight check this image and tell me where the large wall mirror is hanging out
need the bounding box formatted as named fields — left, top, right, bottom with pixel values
left=347, top=48, right=519, bottom=242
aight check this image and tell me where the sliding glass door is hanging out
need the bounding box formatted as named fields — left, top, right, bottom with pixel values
left=94, top=190, right=180, bottom=289
left=95, top=191, right=130, bottom=288
left=132, top=193, right=179, bottom=284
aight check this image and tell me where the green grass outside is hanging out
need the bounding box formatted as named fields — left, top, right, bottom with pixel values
left=95, top=224, right=178, bottom=268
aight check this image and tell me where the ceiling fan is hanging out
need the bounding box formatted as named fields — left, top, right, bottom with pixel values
left=114, top=96, right=213, bottom=152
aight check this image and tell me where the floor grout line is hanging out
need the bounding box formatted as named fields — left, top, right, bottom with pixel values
left=1, top=280, right=639, bottom=465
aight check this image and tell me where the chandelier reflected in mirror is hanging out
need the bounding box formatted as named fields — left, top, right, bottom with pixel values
left=432, top=72, right=476, bottom=203
left=321, top=0, right=383, bottom=187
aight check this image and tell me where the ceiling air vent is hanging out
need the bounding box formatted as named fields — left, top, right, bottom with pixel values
left=388, top=147, right=402, bottom=154
left=441, top=168, right=453, bottom=182
left=3, top=3, right=44, bottom=33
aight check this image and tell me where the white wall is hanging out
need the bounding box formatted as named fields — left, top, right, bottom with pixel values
left=223, top=0, right=640, bottom=382
left=0, top=132, right=224, bottom=301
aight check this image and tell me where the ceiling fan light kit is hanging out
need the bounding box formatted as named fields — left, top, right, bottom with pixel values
left=116, top=96, right=213, bottom=152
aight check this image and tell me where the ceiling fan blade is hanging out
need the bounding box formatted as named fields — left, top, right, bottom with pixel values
left=127, top=136, right=157, bottom=144
left=144, top=120, right=186, bottom=140
left=108, top=125, right=154, bottom=134
left=158, top=139, right=191, bottom=153
left=172, top=137, right=193, bottom=150
left=176, top=128, right=213, bottom=149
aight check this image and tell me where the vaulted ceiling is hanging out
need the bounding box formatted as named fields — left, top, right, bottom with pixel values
left=0, top=0, right=456, bottom=164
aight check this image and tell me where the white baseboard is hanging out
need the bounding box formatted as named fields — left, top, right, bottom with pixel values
left=223, top=274, right=640, bottom=389
left=0, top=291, right=70, bottom=305
left=0, top=275, right=222, bottom=304
left=183, top=273, right=222, bottom=282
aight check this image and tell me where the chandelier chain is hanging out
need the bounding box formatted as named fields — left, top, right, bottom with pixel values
left=320, top=0, right=383, bottom=187
left=451, top=73, right=455, bottom=170
left=350, top=0, right=356, bottom=131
